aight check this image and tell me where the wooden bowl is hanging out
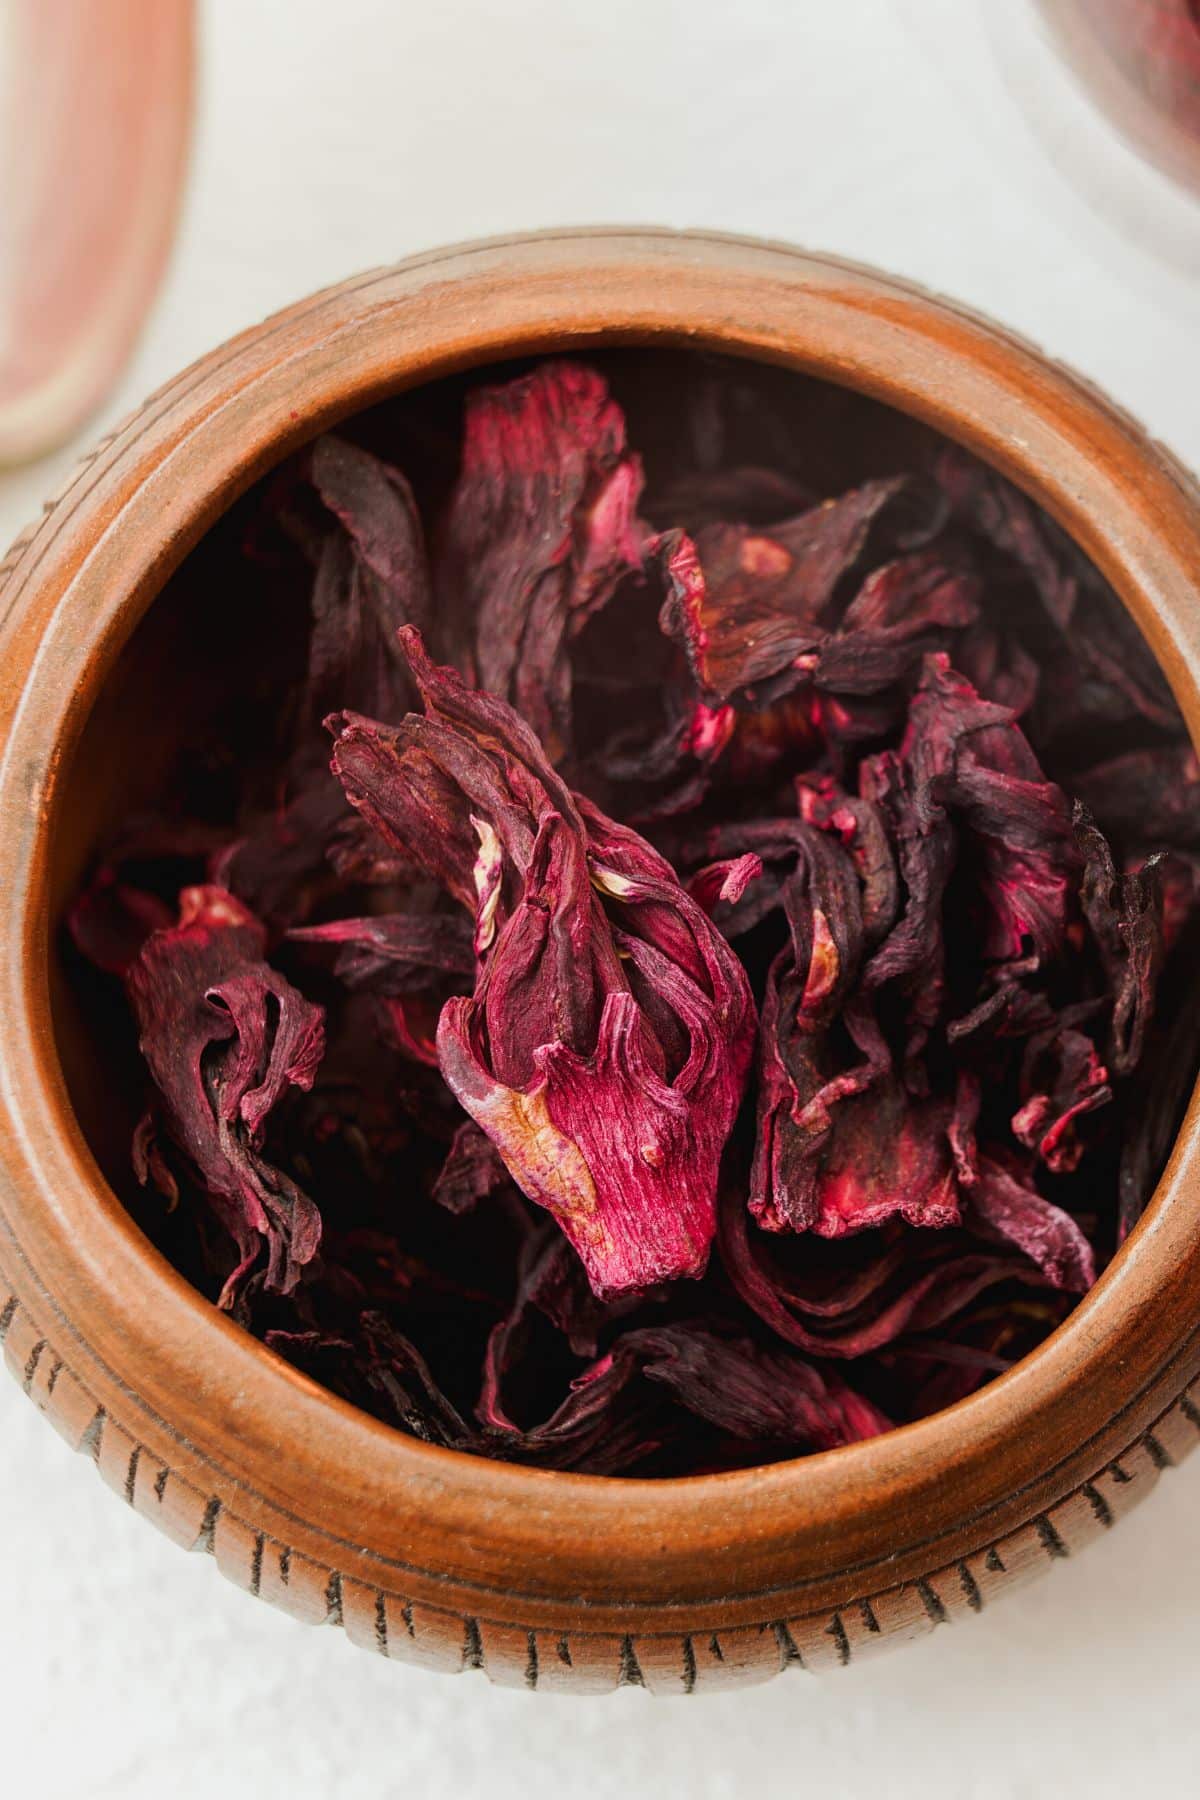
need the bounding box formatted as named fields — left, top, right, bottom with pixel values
left=3, top=230, right=1200, bottom=1693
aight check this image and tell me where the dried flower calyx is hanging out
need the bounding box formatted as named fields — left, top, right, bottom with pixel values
left=328, top=627, right=757, bottom=1297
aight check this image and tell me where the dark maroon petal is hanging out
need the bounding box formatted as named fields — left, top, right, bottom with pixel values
left=965, top=1158, right=1096, bottom=1292
left=844, top=657, right=1071, bottom=1070
left=939, top=446, right=1180, bottom=736
left=517, top=1225, right=653, bottom=1358
left=477, top=1229, right=654, bottom=1472
left=324, top=813, right=414, bottom=888
left=580, top=800, right=761, bottom=1031
left=796, top=775, right=900, bottom=947
left=479, top=1341, right=651, bottom=1474
left=656, top=478, right=909, bottom=706
left=897, top=656, right=1073, bottom=967
left=311, top=436, right=429, bottom=615
left=477, top=813, right=605, bottom=1083
left=585, top=685, right=735, bottom=816
left=219, top=437, right=435, bottom=930
left=328, top=712, right=489, bottom=913
left=736, top=1232, right=912, bottom=1323
left=719, top=691, right=823, bottom=784
left=1075, top=807, right=1165, bottom=1075
left=432, top=1119, right=516, bottom=1215
left=597, top=688, right=811, bottom=826
left=267, top=1314, right=474, bottom=1449
left=482, top=1216, right=647, bottom=1371
left=1073, top=745, right=1200, bottom=856
left=856, top=747, right=955, bottom=1037
left=938, top=446, right=1077, bottom=629
left=68, top=870, right=173, bottom=975
left=379, top=994, right=443, bottom=1068
left=1011, top=1025, right=1111, bottom=1173
left=213, top=775, right=353, bottom=929
left=307, top=433, right=431, bottom=722
left=125, top=885, right=325, bottom=1306
left=329, top=623, right=586, bottom=907
left=626, top=1325, right=891, bottom=1447
left=131, top=1111, right=180, bottom=1208
left=1119, top=943, right=1200, bottom=1239
left=649, top=463, right=814, bottom=531
left=436, top=360, right=645, bottom=757
left=945, top=956, right=1052, bottom=1047
left=812, top=552, right=980, bottom=695
left=286, top=908, right=475, bottom=990
left=1154, top=850, right=1200, bottom=954
left=720, top=1188, right=1038, bottom=1359
left=753, top=1049, right=964, bottom=1239
left=954, top=624, right=1041, bottom=717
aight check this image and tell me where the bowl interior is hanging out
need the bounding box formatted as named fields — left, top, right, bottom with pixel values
left=51, top=348, right=955, bottom=1200
left=44, top=340, right=1185, bottom=1469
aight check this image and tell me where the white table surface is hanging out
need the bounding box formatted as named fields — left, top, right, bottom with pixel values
left=3, top=4, right=1199, bottom=1795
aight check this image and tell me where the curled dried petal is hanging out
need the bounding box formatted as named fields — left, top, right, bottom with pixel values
left=721, top=1188, right=1040, bottom=1360
left=331, top=631, right=756, bottom=1297
left=1012, top=1026, right=1111, bottom=1173
left=286, top=908, right=475, bottom=991
left=1075, top=806, right=1165, bottom=1076
left=125, top=886, right=325, bottom=1306
left=68, top=869, right=173, bottom=975
left=966, top=1158, right=1096, bottom=1292
left=307, top=434, right=431, bottom=722
left=436, top=360, right=646, bottom=756
left=627, top=1326, right=891, bottom=1448
left=656, top=479, right=915, bottom=705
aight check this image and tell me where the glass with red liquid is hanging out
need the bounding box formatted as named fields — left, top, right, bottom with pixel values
left=1039, top=0, right=1200, bottom=193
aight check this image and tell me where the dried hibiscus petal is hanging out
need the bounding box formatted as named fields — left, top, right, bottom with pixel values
left=476, top=1230, right=655, bottom=1472
left=330, top=627, right=757, bottom=1297
left=1075, top=806, right=1165, bottom=1075
left=68, top=869, right=173, bottom=975
left=625, top=1325, right=890, bottom=1448
left=754, top=1027, right=970, bottom=1238
left=686, top=850, right=764, bottom=916
left=720, top=1188, right=1044, bottom=1360
left=878, top=655, right=1073, bottom=974
left=267, top=1316, right=474, bottom=1449
left=656, top=478, right=921, bottom=707
left=436, top=360, right=646, bottom=758
left=432, top=1119, right=513, bottom=1216
left=810, top=550, right=980, bottom=697
left=306, top=433, right=431, bottom=722
left=1073, top=745, right=1200, bottom=857
left=939, top=445, right=1181, bottom=739
left=214, top=437, right=434, bottom=925
left=212, top=780, right=353, bottom=929
left=965, top=1157, right=1096, bottom=1291
left=124, top=885, right=325, bottom=1307
left=286, top=907, right=475, bottom=992
left=1011, top=1022, right=1111, bottom=1173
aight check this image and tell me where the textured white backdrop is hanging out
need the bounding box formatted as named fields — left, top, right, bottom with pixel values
left=2, top=4, right=1200, bottom=1796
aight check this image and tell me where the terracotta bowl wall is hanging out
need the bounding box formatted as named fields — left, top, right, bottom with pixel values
left=4, top=232, right=1200, bottom=1692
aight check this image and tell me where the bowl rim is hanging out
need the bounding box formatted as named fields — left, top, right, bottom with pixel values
left=3, top=226, right=1200, bottom=1618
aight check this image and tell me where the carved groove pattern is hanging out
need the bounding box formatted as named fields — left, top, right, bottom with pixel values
left=3, top=1280, right=1198, bottom=1691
